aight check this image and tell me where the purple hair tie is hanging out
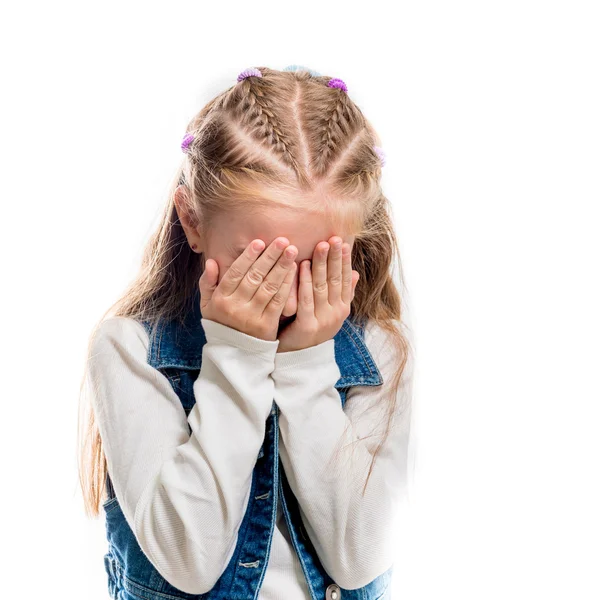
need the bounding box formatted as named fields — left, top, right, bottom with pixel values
left=237, top=67, right=263, bottom=82
left=327, top=78, right=348, bottom=92
left=181, top=132, right=194, bottom=153
left=373, top=145, right=386, bottom=167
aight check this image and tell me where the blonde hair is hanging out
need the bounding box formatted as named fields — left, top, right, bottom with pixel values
left=77, top=66, right=413, bottom=518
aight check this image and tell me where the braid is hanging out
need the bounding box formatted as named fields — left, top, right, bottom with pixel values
left=177, top=67, right=381, bottom=189
left=216, top=70, right=304, bottom=180
left=241, top=80, right=300, bottom=171
left=314, top=78, right=364, bottom=178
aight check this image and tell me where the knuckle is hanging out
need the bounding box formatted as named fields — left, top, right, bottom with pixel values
left=227, top=264, right=244, bottom=280
left=260, top=278, right=280, bottom=296
left=314, top=281, right=328, bottom=293
left=305, top=321, right=319, bottom=335
left=212, top=295, right=226, bottom=310
left=219, top=304, right=234, bottom=318
left=328, top=273, right=343, bottom=285
left=245, top=268, right=264, bottom=286
left=269, top=291, right=286, bottom=307
left=300, top=291, right=314, bottom=305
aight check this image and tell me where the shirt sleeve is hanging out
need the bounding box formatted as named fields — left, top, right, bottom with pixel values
left=271, top=319, right=414, bottom=590
left=86, top=316, right=279, bottom=595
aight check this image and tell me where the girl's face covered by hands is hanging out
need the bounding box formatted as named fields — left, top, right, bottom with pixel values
left=203, top=206, right=355, bottom=330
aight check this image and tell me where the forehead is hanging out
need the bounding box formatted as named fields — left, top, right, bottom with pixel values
left=212, top=206, right=354, bottom=258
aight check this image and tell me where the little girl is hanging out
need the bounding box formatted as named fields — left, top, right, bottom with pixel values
left=78, top=65, right=414, bottom=600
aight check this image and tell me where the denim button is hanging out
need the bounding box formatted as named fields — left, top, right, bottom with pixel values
left=326, top=583, right=341, bottom=599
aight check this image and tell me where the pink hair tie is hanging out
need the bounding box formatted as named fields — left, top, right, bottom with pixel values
left=181, top=133, right=194, bottom=153
left=373, top=145, right=386, bottom=167
left=327, top=77, right=348, bottom=92
left=237, top=67, right=263, bottom=82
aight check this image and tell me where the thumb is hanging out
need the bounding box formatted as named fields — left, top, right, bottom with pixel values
left=199, top=258, right=219, bottom=307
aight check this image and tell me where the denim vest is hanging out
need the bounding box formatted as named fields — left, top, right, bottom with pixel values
left=101, top=288, right=394, bottom=600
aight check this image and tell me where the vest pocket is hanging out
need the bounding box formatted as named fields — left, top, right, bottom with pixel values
left=104, top=528, right=204, bottom=600
left=115, top=560, right=202, bottom=600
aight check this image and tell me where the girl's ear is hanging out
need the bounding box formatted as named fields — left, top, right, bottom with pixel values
left=174, top=185, right=203, bottom=253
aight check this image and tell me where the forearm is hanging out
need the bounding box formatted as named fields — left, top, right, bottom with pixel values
left=89, top=317, right=278, bottom=594
left=273, top=339, right=410, bottom=589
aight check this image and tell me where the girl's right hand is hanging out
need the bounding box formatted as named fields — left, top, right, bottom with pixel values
left=198, top=237, right=298, bottom=342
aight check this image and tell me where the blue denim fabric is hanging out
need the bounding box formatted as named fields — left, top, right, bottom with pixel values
left=102, top=287, right=394, bottom=599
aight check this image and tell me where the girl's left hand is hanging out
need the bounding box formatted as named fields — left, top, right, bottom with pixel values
left=276, top=236, right=360, bottom=353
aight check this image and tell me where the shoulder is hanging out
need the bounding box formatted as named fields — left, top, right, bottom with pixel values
left=362, top=318, right=415, bottom=384
left=89, top=316, right=151, bottom=361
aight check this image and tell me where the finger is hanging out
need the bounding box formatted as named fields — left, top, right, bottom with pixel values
left=282, top=263, right=298, bottom=313
left=240, top=237, right=291, bottom=303
left=253, top=244, right=298, bottom=312
left=312, top=241, right=330, bottom=314
left=327, top=237, right=343, bottom=305
left=341, top=243, right=353, bottom=304
left=264, top=261, right=297, bottom=319
left=199, top=258, right=219, bottom=310
left=217, top=239, right=266, bottom=298
left=297, top=259, right=315, bottom=320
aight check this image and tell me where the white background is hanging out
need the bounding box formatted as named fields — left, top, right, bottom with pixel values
left=1, top=1, right=598, bottom=598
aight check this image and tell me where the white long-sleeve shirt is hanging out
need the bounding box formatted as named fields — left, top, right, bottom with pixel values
left=86, top=315, right=413, bottom=598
